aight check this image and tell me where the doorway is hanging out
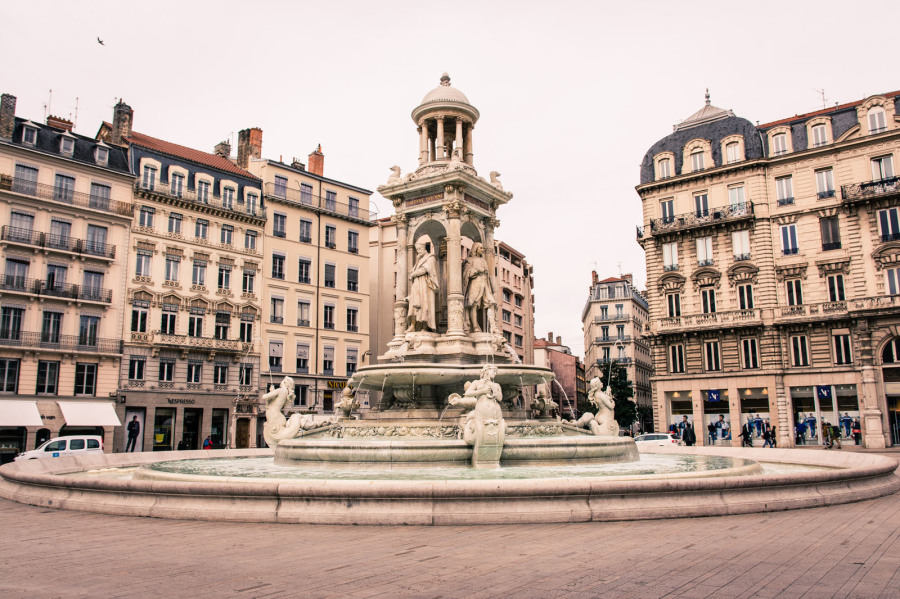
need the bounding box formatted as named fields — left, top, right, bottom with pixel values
left=323, top=390, right=334, bottom=412
left=236, top=418, right=250, bottom=449
left=889, top=396, right=900, bottom=446
left=182, top=408, right=202, bottom=450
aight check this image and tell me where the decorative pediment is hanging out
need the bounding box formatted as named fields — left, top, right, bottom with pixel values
left=691, top=266, right=722, bottom=290
left=218, top=256, right=235, bottom=266
left=774, top=214, right=798, bottom=226
left=816, top=256, right=851, bottom=277
left=216, top=300, right=236, bottom=314
left=872, top=242, right=900, bottom=270
left=165, top=246, right=184, bottom=257
left=816, top=207, right=840, bottom=219
left=160, top=293, right=184, bottom=309
left=240, top=305, right=259, bottom=321
left=726, top=262, right=759, bottom=286
left=128, top=287, right=156, bottom=305
left=242, top=260, right=260, bottom=271
left=657, top=271, right=686, bottom=294
left=775, top=262, right=808, bottom=282
left=135, top=240, right=157, bottom=253
left=190, top=298, right=209, bottom=312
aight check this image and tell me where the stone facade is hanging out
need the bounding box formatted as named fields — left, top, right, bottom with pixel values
left=533, top=333, right=579, bottom=417
left=637, top=90, right=900, bottom=448
left=495, top=241, right=534, bottom=364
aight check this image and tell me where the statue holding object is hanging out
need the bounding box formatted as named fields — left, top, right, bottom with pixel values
left=462, top=241, right=498, bottom=333
left=406, top=237, right=440, bottom=332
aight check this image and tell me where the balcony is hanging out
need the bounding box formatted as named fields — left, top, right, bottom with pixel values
left=297, top=319, right=310, bottom=327
left=1, top=226, right=117, bottom=259
left=263, top=183, right=377, bottom=223
left=271, top=316, right=284, bottom=324
left=663, top=264, right=680, bottom=272
left=734, top=253, right=751, bottom=261
left=595, top=335, right=632, bottom=344
left=822, top=242, right=842, bottom=251
left=818, top=190, right=836, bottom=200
left=596, top=357, right=632, bottom=366
left=0, top=331, right=122, bottom=354
left=882, top=233, right=900, bottom=243
left=146, top=332, right=251, bottom=354
left=777, top=197, right=795, bottom=207
left=842, top=176, right=900, bottom=204
left=775, top=301, right=848, bottom=323
left=655, top=308, right=762, bottom=333
left=299, top=236, right=312, bottom=244
left=648, top=202, right=753, bottom=236
left=347, top=325, right=359, bottom=332
left=1, top=176, right=133, bottom=217
left=593, top=314, right=629, bottom=323
left=0, top=276, right=112, bottom=303
left=697, top=259, right=714, bottom=267
left=849, top=294, right=900, bottom=313
left=135, top=181, right=265, bottom=220
left=782, top=248, right=799, bottom=256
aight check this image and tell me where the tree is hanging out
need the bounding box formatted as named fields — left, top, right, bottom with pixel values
left=579, top=361, right=637, bottom=429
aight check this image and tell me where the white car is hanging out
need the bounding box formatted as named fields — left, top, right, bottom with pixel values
left=14, top=436, right=104, bottom=461
left=634, top=433, right=682, bottom=447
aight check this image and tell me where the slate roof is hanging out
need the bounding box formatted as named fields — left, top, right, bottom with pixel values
left=8, top=118, right=131, bottom=175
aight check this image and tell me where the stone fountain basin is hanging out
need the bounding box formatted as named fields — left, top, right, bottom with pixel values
left=349, top=363, right=554, bottom=390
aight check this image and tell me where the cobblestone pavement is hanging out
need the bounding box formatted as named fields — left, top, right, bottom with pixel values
left=1, top=455, right=899, bottom=599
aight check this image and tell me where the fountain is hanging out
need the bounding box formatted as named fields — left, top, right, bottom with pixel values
left=0, top=74, right=897, bottom=524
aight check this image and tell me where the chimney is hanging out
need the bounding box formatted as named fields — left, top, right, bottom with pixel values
left=237, top=127, right=262, bottom=169
left=308, top=144, right=324, bottom=176
left=556, top=336, right=562, bottom=345
left=547, top=332, right=553, bottom=342
left=111, top=99, right=133, bottom=146
left=291, top=157, right=306, bottom=171
left=623, top=273, right=633, bottom=285
left=591, top=270, right=598, bottom=286
left=47, top=115, right=73, bottom=131
left=0, top=93, right=16, bottom=140
left=214, top=140, right=231, bottom=158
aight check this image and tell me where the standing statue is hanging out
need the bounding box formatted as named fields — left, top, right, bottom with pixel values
left=406, top=237, right=440, bottom=332
left=572, top=377, right=619, bottom=436
left=462, top=242, right=497, bottom=333
left=262, top=376, right=323, bottom=446
left=448, top=364, right=506, bottom=468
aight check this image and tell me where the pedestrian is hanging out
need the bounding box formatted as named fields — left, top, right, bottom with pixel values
left=203, top=436, right=213, bottom=450
left=823, top=421, right=832, bottom=448
left=831, top=423, right=842, bottom=449
left=762, top=427, right=773, bottom=448
left=796, top=420, right=806, bottom=445
left=841, top=412, right=853, bottom=438
left=739, top=422, right=753, bottom=447
left=852, top=418, right=862, bottom=446
left=771, top=425, right=777, bottom=448
left=707, top=421, right=717, bottom=445
left=682, top=423, right=696, bottom=446
left=679, top=415, right=690, bottom=439
left=125, top=415, right=140, bottom=452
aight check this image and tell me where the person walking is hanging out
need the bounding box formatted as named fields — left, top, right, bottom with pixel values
left=202, top=436, right=213, bottom=450
left=831, top=423, right=842, bottom=449
left=771, top=425, right=777, bottom=448
left=739, top=423, right=753, bottom=447
left=125, top=415, right=140, bottom=452
left=682, top=423, right=696, bottom=446
left=762, top=427, right=773, bottom=448
left=707, top=421, right=717, bottom=445
left=852, top=418, right=862, bottom=446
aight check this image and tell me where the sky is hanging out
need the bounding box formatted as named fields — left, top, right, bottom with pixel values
left=2, top=0, right=899, bottom=357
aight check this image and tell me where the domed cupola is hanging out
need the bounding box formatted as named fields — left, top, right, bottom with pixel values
left=411, top=73, right=480, bottom=174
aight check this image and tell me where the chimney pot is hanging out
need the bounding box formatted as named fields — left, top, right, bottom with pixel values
left=0, top=93, right=17, bottom=140
left=291, top=157, right=306, bottom=171
left=547, top=332, right=553, bottom=342
left=47, top=115, right=74, bottom=132
left=214, top=140, right=231, bottom=158
left=237, top=128, right=262, bottom=169
left=307, top=144, right=324, bottom=176
left=556, top=336, right=561, bottom=345
left=111, top=99, right=133, bottom=146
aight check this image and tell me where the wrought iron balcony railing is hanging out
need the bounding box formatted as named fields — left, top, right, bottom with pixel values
left=842, top=176, right=900, bottom=203
left=822, top=242, right=842, bottom=251
left=0, top=276, right=112, bottom=303
left=818, top=190, right=836, bottom=199
left=1, top=176, right=133, bottom=216
left=0, top=330, right=122, bottom=353
left=263, top=183, right=377, bottom=222
left=135, top=181, right=266, bottom=219
left=1, top=226, right=116, bottom=258
left=777, top=197, right=795, bottom=206
left=648, top=202, right=753, bottom=235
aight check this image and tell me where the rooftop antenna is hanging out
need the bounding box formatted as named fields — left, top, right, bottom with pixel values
left=72, top=97, right=79, bottom=130
left=47, top=89, right=52, bottom=119
left=617, top=261, right=623, bottom=277
left=814, top=88, right=827, bottom=109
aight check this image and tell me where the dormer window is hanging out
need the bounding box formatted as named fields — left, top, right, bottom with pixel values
left=690, top=150, right=704, bottom=171
left=197, top=180, right=210, bottom=203
left=726, top=142, right=740, bottom=164
left=60, top=136, right=75, bottom=157
left=658, top=158, right=671, bottom=179
left=811, top=124, right=828, bottom=148
left=22, top=126, right=37, bottom=146
left=94, top=145, right=109, bottom=166
left=868, top=106, right=887, bottom=134
left=772, top=133, right=788, bottom=156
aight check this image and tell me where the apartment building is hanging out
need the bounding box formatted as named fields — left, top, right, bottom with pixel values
left=637, top=90, right=900, bottom=448
left=243, top=134, right=375, bottom=417
left=495, top=241, right=534, bottom=365
left=0, top=93, right=133, bottom=460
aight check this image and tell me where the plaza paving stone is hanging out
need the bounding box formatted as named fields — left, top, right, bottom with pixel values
left=0, top=452, right=898, bottom=598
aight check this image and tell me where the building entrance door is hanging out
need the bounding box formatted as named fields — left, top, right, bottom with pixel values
left=323, top=390, right=334, bottom=412
left=182, top=408, right=202, bottom=450
left=889, top=396, right=900, bottom=446
left=236, top=418, right=250, bottom=449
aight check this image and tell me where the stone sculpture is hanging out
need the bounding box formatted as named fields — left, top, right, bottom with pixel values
left=448, top=364, right=506, bottom=468
left=462, top=242, right=497, bottom=333
left=531, top=382, right=558, bottom=418
left=387, top=165, right=403, bottom=185
left=337, top=386, right=360, bottom=418
left=489, top=171, right=503, bottom=190
left=572, top=377, right=619, bottom=436
left=262, top=376, right=323, bottom=446
left=406, top=237, right=439, bottom=332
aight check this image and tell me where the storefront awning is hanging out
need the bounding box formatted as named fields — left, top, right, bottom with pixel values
left=57, top=402, right=121, bottom=427
left=0, top=400, right=44, bottom=426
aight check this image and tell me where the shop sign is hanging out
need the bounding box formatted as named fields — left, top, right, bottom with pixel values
left=706, top=390, right=721, bottom=402
left=167, top=398, right=197, bottom=405
left=816, top=386, right=832, bottom=399
left=326, top=380, right=347, bottom=389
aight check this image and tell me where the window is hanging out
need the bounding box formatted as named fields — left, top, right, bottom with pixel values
left=324, top=305, right=335, bottom=329
left=13, top=164, right=38, bottom=195
left=726, top=142, right=740, bottom=164
left=781, top=224, right=798, bottom=255
left=89, top=183, right=110, bottom=209
left=694, top=193, right=708, bottom=217
left=296, top=344, right=310, bottom=373
left=21, top=126, right=37, bottom=145
left=271, top=298, right=284, bottom=323
left=41, top=311, right=61, bottom=343
left=142, top=165, right=156, bottom=190
left=325, top=190, right=337, bottom=211
left=324, top=263, right=335, bottom=288
left=274, top=175, right=288, bottom=198
left=273, top=213, right=286, bottom=238
left=772, top=133, right=788, bottom=156
left=742, top=338, right=759, bottom=369
left=214, top=364, right=228, bottom=384
left=827, top=274, right=845, bottom=302
left=738, top=284, right=754, bottom=310
left=323, top=346, right=334, bottom=375
left=776, top=176, right=793, bottom=206
left=325, top=225, right=336, bottom=248
left=74, top=363, right=97, bottom=395
left=704, top=340, right=720, bottom=371
left=347, top=267, right=358, bottom=292
left=4, top=259, right=28, bottom=292
left=135, top=250, right=151, bottom=277
left=732, top=230, right=750, bottom=260
left=195, top=219, right=208, bottom=240
left=245, top=230, right=257, bottom=251
left=601, top=326, right=609, bottom=340
left=728, top=185, right=745, bottom=207
left=662, top=242, right=678, bottom=271
left=222, top=187, right=235, bottom=210
left=85, top=225, right=107, bottom=256
left=187, top=362, right=202, bottom=383
left=886, top=267, right=900, bottom=295
left=833, top=333, right=852, bottom=365
left=298, top=301, right=310, bottom=326
left=657, top=158, right=671, bottom=179
left=221, top=225, right=233, bottom=246
left=239, top=321, right=253, bottom=343
left=268, top=340, right=283, bottom=372
left=349, top=197, right=360, bottom=218
left=514, top=334, right=524, bottom=347
left=46, top=264, right=67, bottom=291
left=272, top=254, right=285, bottom=279
left=503, top=289, right=511, bottom=303
left=131, top=307, right=148, bottom=333
left=879, top=207, right=900, bottom=242
left=791, top=335, right=809, bottom=366
left=690, top=150, right=704, bottom=171
left=346, top=348, right=358, bottom=376
left=820, top=216, right=841, bottom=250
left=218, top=265, right=231, bottom=290
left=502, top=309, right=512, bottom=323
left=158, top=360, right=175, bottom=382
left=78, top=315, right=99, bottom=346
left=188, top=313, right=203, bottom=337
left=348, top=230, right=359, bottom=253
left=300, top=183, right=313, bottom=204
left=53, top=174, right=75, bottom=202
left=811, top=124, right=828, bottom=147
left=872, top=155, right=895, bottom=181
left=347, top=307, right=358, bottom=332
left=868, top=106, right=887, bottom=134
left=815, top=169, right=835, bottom=199
left=239, top=364, right=253, bottom=386
left=696, top=236, right=713, bottom=266
left=165, top=257, right=180, bottom=282
left=36, top=361, right=59, bottom=394
left=669, top=344, right=684, bottom=373
left=298, top=259, right=311, bottom=284
left=299, top=219, right=312, bottom=243
left=515, top=295, right=523, bottom=308
left=885, top=338, right=900, bottom=363
left=786, top=279, right=803, bottom=306
left=168, top=213, right=182, bottom=234
left=701, top=287, right=716, bottom=314
left=0, top=358, right=19, bottom=392
left=58, top=136, right=74, bottom=156
left=660, top=198, right=674, bottom=223
left=666, top=293, right=681, bottom=318
left=160, top=310, right=176, bottom=335
left=127, top=357, right=145, bottom=381
left=192, top=261, right=206, bottom=286
left=139, top=206, right=155, bottom=228
left=197, top=180, right=210, bottom=203
left=9, top=211, right=34, bottom=241
left=242, top=270, right=255, bottom=294
left=514, top=314, right=523, bottom=327
left=246, top=192, right=258, bottom=215
left=170, top=173, right=184, bottom=197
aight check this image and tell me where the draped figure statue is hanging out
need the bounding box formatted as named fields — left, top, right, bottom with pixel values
left=406, top=237, right=440, bottom=332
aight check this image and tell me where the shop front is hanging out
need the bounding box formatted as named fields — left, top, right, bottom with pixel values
left=789, top=385, right=860, bottom=446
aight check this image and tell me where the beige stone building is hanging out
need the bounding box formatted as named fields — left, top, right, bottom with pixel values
left=581, top=272, right=652, bottom=426
left=0, top=94, right=133, bottom=460
left=637, top=89, right=900, bottom=448
left=97, top=102, right=265, bottom=452
left=243, top=135, right=375, bottom=419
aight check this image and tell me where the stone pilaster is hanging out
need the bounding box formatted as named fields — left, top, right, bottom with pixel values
left=418, top=125, right=427, bottom=165
left=393, top=213, right=410, bottom=339
left=465, top=123, right=474, bottom=165
left=436, top=117, right=445, bottom=160
left=455, top=118, right=463, bottom=159
left=444, top=190, right=465, bottom=336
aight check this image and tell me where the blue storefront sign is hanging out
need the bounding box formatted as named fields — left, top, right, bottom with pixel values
left=816, top=385, right=832, bottom=400
left=707, top=390, right=721, bottom=402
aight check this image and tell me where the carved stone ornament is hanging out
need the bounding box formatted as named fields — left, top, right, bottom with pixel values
left=691, top=267, right=721, bottom=290
left=136, top=240, right=157, bottom=253
left=657, top=271, right=686, bottom=294
left=726, top=262, right=759, bottom=286
left=775, top=263, right=808, bottom=282
left=872, top=242, right=900, bottom=270
left=327, top=425, right=459, bottom=439
left=774, top=214, right=799, bottom=226
left=816, top=257, right=851, bottom=277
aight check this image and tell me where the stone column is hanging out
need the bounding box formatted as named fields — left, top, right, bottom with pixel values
left=418, top=125, right=427, bottom=165
left=249, top=413, right=258, bottom=448
left=455, top=118, right=463, bottom=160
left=393, top=214, right=410, bottom=338
left=465, top=123, right=474, bottom=165
left=727, top=385, right=741, bottom=447
left=445, top=195, right=464, bottom=336
left=436, top=117, right=445, bottom=160
left=860, top=365, right=887, bottom=448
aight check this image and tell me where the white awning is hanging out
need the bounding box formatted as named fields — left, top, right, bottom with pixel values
left=0, top=400, right=44, bottom=426
left=57, top=401, right=121, bottom=427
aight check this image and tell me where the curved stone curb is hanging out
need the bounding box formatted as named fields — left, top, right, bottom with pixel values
left=0, top=447, right=897, bottom=525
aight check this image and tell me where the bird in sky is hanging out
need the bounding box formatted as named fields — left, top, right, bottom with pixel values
left=97, top=37, right=105, bottom=46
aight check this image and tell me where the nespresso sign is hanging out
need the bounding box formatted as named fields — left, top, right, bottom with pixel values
left=167, top=398, right=197, bottom=405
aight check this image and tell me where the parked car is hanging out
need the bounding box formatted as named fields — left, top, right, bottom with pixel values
left=634, top=433, right=681, bottom=447
left=14, top=436, right=103, bottom=461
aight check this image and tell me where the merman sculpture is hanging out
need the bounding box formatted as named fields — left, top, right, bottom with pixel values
left=448, top=364, right=506, bottom=468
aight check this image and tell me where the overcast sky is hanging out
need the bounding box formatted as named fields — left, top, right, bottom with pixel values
left=3, top=1, right=898, bottom=357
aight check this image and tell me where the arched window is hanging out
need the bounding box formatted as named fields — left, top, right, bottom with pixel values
left=868, top=106, right=887, bottom=134
left=882, top=338, right=900, bottom=363
left=690, top=150, right=704, bottom=171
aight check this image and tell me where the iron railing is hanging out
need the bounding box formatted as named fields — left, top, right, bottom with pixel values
left=1, top=226, right=116, bottom=258
left=648, top=202, right=754, bottom=235
left=596, top=357, right=632, bottom=366
left=656, top=308, right=762, bottom=332
left=0, top=330, right=122, bottom=353
left=135, top=181, right=266, bottom=219
left=822, top=242, right=842, bottom=251
left=818, top=190, right=836, bottom=199
left=2, top=177, right=132, bottom=216
left=0, top=276, right=112, bottom=303
left=263, top=183, right=377, bottom=222
left=842, top=176, right=900, bottom=203
left=776, top=301, right=848, bottom=321
left=777, top=197, right=795, bottom=206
